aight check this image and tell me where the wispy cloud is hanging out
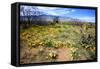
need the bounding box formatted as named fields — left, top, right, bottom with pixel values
left=37, top=7, right=57, bottom=10
left=71, top=9, right=76, bottom=12
left=37, top=6, right=76, bottom=16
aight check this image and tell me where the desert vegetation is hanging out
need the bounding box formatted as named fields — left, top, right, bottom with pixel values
left=20, top=22, right=96, bottom=64
left=20, top=6, right=96, bottom=64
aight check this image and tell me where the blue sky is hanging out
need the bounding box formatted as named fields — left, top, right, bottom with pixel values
left=20, top=5, right=96, bottom=22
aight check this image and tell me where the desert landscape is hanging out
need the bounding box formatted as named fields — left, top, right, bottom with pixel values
left=20, top=5, right=96, bottom=64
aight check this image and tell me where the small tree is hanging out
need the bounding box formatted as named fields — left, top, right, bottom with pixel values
left=53, top=16, right=59, bottom=24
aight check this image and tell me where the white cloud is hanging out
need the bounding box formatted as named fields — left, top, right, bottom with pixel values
left=47, top=11, right=58, bottom=15
left=37, top=6, right=57, bottom=11
left=37, top=6, right=75, bottom=16
left=71, top=9, right=75, bottom=12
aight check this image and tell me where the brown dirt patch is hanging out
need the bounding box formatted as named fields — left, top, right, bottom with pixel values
left=57, top=47, right=71, bottom=61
